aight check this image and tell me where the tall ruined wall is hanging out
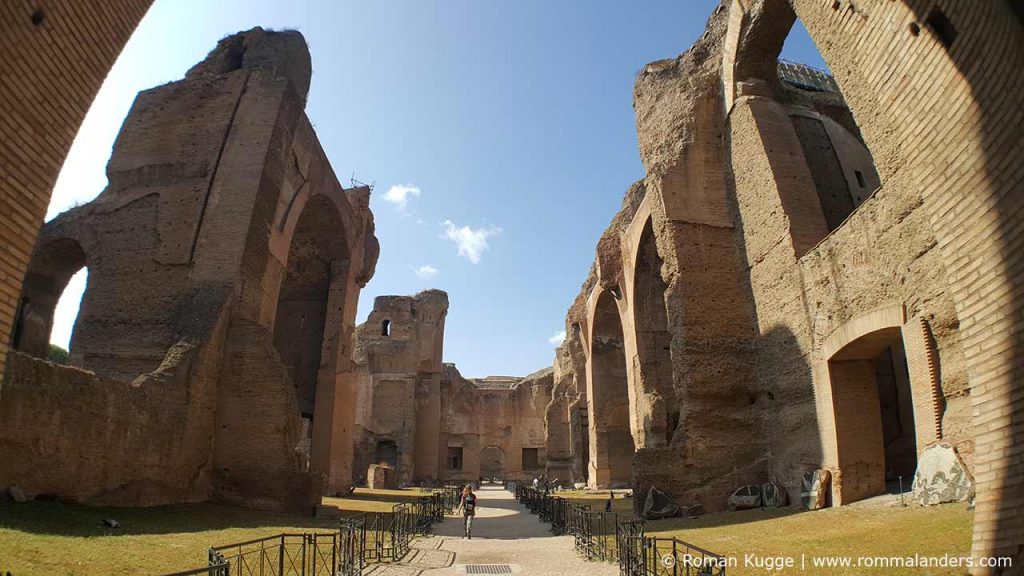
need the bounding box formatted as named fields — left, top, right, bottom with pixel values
left=1, top=29, right=379, bottom=512
left=545, top=331, right=589, bottom=484
left=0, top=0, right=153, bottom=392
left=440, top=364, right=552, bottom=484
left=353, top=290, right=448, bottom=485
left=556, top=0, right=1023, bottom=568
left=728, top=0, right=1023, bottom=565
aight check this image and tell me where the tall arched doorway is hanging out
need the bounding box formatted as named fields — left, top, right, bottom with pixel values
left=273, top=195, right=349, bottom=471
left=632, top=218, right=678, bottom=446
left=828, top=325, right=919, bottom=504
left=588, top=288, right=636, bottom=488
left=480, top=446, right=504, bottom=480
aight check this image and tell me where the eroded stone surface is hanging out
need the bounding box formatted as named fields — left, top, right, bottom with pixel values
left=0, top=28, right=378, bottom=511
left=353, top=291, right=552, bottom=485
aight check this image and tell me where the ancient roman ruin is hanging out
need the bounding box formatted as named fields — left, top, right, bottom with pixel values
left=537, top=1, right=1024, bottom=570
left=0, top=0, right=1022, bottom=573
left=353, top=291, right=552, bottom=487
left=1, top=28, right=380, bottom=512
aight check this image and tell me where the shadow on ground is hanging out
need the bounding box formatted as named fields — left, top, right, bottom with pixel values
left=0, top=499, right=340, bottom=537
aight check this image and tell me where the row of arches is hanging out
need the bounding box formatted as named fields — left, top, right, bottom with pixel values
left=586, top=218, right=672, bottom=488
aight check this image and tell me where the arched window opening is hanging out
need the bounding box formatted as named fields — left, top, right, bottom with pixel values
left=382, top=319, right=391, bottom=336
left=46, top=268, right=88, bottom=363
left=732, top=4, right=881, bottom=247
left=480, top=446, right=505, bottom=480
left=14, top=238, right=88, bottom=363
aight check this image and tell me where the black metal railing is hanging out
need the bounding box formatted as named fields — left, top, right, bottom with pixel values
left=514, top=485, right=724, bottom=576
left=361, top=487, right=460, bottom=563
left=158, top=486, right=460, bottom=576
left=620, top=536, right=727, bottom=576
left=206, top=532, right=342, bottom=576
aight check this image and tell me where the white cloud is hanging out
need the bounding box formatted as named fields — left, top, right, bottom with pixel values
left=383, top=184, right=421, bottom=211
left=548, top=330, right=566, bottom=346
left=441, top=220, right=501, bottom=264
left=414, top=265, right=439, bottom=279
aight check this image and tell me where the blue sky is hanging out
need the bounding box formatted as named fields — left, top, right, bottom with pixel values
left=48, top=1, right=827, bottom=377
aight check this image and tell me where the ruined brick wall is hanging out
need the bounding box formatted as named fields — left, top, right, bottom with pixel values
left=439, top=364, right=552, bottom=484
left=783, top=2, right=1024, bottom=568
left=352, top=290, right=448, bottom=485
left=0, top=310, right=227, bottom=504
left=559, top=3, right=1023, bottom=566
left=354, top=290, right=552, bottom=485
left=0, top=0, right=152, bottom=393
left=1, top=29, right=379, bottom=511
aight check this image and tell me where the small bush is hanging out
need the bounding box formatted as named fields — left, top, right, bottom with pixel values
left=47, top=344, right=69, bottom=364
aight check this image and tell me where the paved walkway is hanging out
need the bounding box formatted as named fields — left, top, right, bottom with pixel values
left=365, top=484, right=619, bottom=576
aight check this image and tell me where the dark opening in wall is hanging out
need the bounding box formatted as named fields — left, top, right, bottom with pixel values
left=446, top=446, right=463, bottom=470
left=382, top=319, right=391, bottom=336
left=1009, top=0, right=1024, bottom=25
left=522, top=448, right=540, bottom=470
left=855, top=170, right=866, bottom=189
left=375, top=440, right=399, bottom=468
left=925, top=7, right=957, bottom=50
left=30, top=9, right=45, bottom=26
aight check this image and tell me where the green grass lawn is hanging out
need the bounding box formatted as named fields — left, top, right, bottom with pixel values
left=555, top=489, right=636, bottom=515
left=646, top=501, right=972, bottom=576
left=551, top=491, right=972, bottom=575
left=0, top=488, right=432, bottom=576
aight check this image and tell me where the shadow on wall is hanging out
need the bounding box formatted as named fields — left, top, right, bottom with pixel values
left=756, top=324, right=821, bottom=506
left=956, top=5, right=1024, bottom=568
left=631, top=323, right=817, bottom=525
left=856, top=1, right=1023, bottom=566
left=713, top=98, right=823, bottom=513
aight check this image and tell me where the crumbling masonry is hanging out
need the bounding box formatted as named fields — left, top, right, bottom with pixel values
left=353, top=291, right=552, bottom=486
left=543, top=1, right=1024, bottom=571
left=0, top=28, right=379, bottom=512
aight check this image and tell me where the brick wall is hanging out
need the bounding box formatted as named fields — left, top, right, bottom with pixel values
left=0, top=0, right=152, bottom=392
left=792, top=0, right=1024, bottom=569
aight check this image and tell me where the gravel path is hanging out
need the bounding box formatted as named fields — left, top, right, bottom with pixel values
left=366, top=484, right=619, bottom=576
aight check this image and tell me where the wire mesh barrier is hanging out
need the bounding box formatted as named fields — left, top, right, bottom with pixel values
left=777, top=59, right=840, bottom=93
left=157, top=487, right=460, bottom=576
left=513, top=485, right=725, bottom=576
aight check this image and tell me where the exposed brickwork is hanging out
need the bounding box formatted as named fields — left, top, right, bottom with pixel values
left=353, top=291, right=552, bottom=485
left=0, top=0, right=152, bottom=393
left=0, top=29, right=379, bottom=511
left=553, top=1, right=1023, bottom=570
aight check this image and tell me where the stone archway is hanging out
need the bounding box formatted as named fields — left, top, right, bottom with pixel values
left=13, top=237, right=88, bottom=361
left=820, top=305, right=938, bottom=505
left=631, top=217, right=678, bottom=446
left=480, top=446, right=505, bottom=480
left=587, top=288, right=636, bottom=488
left=273, top=193, right=350, bottom=479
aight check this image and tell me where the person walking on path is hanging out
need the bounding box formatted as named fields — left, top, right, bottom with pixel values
left=457, top=484, right=478, bottom=539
